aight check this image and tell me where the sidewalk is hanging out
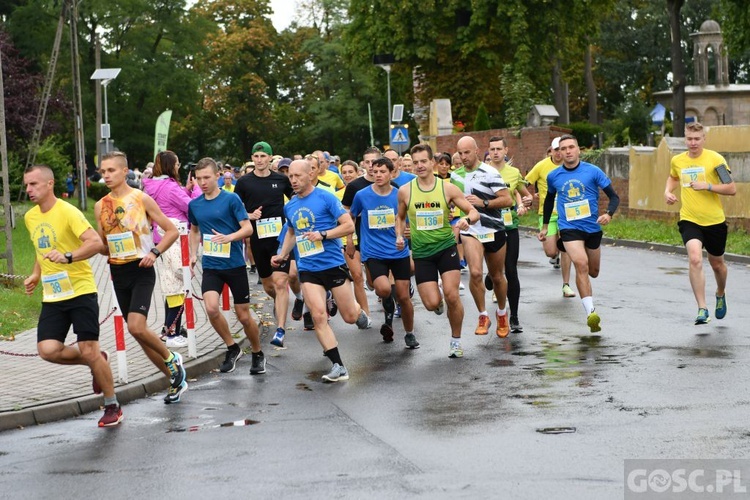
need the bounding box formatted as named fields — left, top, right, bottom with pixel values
left=0, top=254, right=271, bottom=432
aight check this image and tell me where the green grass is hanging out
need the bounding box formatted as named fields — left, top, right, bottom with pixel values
left=0, top=199, right=98, bottom=339
left=519, top=212, right=750, bottom=256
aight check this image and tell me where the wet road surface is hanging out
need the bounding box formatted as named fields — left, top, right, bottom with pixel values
left=2, top=234, right=750, bottom=499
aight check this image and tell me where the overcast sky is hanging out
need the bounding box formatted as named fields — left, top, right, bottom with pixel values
left=269, top=0, right=296, bottom=31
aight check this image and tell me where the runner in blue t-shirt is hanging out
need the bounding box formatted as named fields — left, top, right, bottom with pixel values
left=350, top=157, right=417, bottom=348
left=272, top=159, right=371, bottom=383
left=188, top=158, right=264, bottom=375
left=540, top=134, right=619, bottom=334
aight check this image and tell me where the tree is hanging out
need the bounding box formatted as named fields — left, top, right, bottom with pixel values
left=473, top=102, right=490, bottom=131
left=667, top=0, right=686, bottom=136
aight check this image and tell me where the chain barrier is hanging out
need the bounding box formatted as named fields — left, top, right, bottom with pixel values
left=0, top=306, right=120, bottom=358
left=0, top=273, right=29, bottom=282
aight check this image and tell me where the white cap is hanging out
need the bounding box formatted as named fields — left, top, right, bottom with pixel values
left=550, top=137, right=561, bottom=150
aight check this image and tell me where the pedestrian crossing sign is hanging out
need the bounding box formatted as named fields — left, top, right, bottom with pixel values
left=391, top=126, right=409, bottom=145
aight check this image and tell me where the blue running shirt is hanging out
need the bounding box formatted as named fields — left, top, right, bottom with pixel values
left=546, top=161, right=611, bottom=233
left=188, top=190, right=248, bottom=270
left=349, top=185, right=410, bottom=262
left=283, top=187, right=347, bottom=272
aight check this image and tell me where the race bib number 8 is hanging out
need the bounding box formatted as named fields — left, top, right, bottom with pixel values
left=257, top=217, right=283, bottom=239
left=296, top=235, right=324, bottom=258
left=42, top=271, right=74, bottom=301
left=106, top=232, right=137, bottom=259
left=680, top=167, right=706, bottom=187
left=202, top=234, right=230, bottom=258
left=368, top=208, right=395, bottom=229
left=416, top=209, right=443, bottom=231
left=564, top=200, right=591, bottom=221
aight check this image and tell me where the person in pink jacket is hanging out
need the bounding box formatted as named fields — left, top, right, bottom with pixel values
left=142, top=151, right=200, bottom=347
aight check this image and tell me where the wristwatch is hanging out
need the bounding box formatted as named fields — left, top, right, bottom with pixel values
left=320, top=231, right=328, bottom=241
left=483, top=199, right=490, bottom=208
left=150, top=247, right=161, bottom=258
left=606, top=210, right=614, bottom=217
left=64, top=252, right=73, bottom=264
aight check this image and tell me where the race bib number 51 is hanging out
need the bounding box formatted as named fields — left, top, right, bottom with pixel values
left=106, top=232, right=137, bottom=259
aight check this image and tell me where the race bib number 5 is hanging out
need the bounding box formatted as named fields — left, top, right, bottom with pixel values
left=202, top=234, right=230, bottom=258
left=106, top=232, right=137, bottom=259
left=416, top=209, right=443, bottom=231
left=564, top=200, right=591, bottom=221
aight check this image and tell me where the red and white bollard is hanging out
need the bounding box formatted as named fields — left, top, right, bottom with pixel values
left=179, top=222, right=198, bottom=359
left=110, top=277, right=128, bottom=383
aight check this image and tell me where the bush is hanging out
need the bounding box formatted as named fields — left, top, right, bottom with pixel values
left=564, top=121, right=603, bottom=148
left=8, top=135, right=73, bottom=197
left=87, top=182, right=110, bottom=201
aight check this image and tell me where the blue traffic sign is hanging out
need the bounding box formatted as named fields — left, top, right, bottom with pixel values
left=390, top=126, right=409, bottom=145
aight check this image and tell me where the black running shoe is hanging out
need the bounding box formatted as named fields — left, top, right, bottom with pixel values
left=326, top=291, right=338, bottom=318
left=303, top=311, right=314, bottom=331
left=380, top=324, right=394, bottom=343
left=484, top=274, right=493, bottom=291
left=510, top=316, right=523, bottom=333
left=250, top=351, right=266, bottom=375
left=291, top=298, right=304, bottom=321
left=219, top=346, right=243, bottom=373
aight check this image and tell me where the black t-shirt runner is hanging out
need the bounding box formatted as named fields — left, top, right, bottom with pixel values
left=234, top=171, right=294, bottom=242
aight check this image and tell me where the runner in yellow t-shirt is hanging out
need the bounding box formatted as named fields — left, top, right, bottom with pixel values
left=665, top=121, right=736, bottom=325
left=23, top=165, right=121, bottom=427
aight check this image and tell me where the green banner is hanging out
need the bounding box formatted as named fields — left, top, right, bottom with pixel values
left=153, top=110, right=173, bottom=159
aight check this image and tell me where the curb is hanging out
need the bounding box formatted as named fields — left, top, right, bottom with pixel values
left=0, top=345, right=230, bottom=432
left=518, top=225, right=750, bottom=266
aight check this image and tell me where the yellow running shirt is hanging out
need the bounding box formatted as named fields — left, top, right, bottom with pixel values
left=670, top=149, right=730, bottom=226
left=24, top=200, right=97, bottom=302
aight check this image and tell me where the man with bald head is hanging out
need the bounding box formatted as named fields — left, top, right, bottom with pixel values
left=24, top=165, right=122, bottom=427
left=272, top=159, right=370, bottom=382
left=451, top=135, right=514, bottom=338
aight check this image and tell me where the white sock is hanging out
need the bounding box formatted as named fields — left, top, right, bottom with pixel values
left=496, top=308, right=507, bottom=318
left=293, top=290, right=303, bottom=300
left=479, top=311, right=488, bottom=317
left=581, top=296, right=594, bottom=315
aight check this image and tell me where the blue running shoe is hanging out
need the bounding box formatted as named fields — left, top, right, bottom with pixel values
left=270, top=327, right=285, bottom=347
left=695, top=308, right=710, bottom=325
left=715, top=295, right=727, bottom=320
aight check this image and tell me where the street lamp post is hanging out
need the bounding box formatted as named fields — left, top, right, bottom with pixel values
left=374, top=54, right=395, bottom=146
left=90, top=68, right=121, bottom=158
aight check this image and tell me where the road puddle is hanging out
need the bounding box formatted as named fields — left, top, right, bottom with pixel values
left=167, top=418, right=260, bottom=433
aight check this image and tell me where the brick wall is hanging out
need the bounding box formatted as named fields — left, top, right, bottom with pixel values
left=435, top=125, right=572, bottom=174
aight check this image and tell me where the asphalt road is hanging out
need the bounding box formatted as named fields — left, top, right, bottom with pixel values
left=3, top=233, right=750, bottom=499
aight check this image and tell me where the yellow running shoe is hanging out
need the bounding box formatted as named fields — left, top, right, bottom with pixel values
left=587, top=311, right=601, bottom=333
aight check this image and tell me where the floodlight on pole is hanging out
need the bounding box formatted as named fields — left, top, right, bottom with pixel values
left=90, top=68, right=121, bottom=155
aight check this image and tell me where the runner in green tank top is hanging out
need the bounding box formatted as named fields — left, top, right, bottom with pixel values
left=396, top=144, right=479, bottom=359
